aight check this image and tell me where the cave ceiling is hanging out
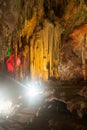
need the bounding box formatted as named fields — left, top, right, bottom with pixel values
left=0, top=0, right=86, bottom=43
left=0, top=0, right=19, bottom=35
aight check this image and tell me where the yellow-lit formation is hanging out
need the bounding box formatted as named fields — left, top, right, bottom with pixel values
left=19, top=18, right=62, bottom=80
left=9, top=0, right=87, bottom=81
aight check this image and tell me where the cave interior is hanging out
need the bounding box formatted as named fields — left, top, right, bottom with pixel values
left=0, top=0, right=86, bottom=81
left=0, top=0, right=87, bottom=130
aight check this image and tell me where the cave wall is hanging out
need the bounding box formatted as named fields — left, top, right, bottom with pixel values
left=0, top=0, right=87, bottom=80
left=20, top=0, right=87, bottom=80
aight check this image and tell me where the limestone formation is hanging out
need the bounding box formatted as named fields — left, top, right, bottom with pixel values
left=0, top=0, right=87, bottom=80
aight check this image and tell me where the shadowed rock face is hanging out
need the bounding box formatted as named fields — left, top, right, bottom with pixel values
left=44, top=0, right=67, bottom=18
left=0, top=0, right=19, bottom=33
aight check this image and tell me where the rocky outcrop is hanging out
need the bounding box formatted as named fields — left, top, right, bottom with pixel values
left=44, top=80, right=87, bottom=119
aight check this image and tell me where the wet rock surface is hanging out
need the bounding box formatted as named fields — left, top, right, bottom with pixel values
left=0, top=76, right=87, bottom=130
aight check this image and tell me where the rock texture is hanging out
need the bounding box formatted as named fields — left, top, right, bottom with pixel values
left=0, top=0, right=87, bottom=80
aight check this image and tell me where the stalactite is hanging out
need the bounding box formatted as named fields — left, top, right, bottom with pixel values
left=0, top=0, right=87, bottom=80
left=20, top=9, right=37, bottom=42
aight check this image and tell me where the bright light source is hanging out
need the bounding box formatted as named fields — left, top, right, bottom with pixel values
left=27, top=87, right=41, bottom=98
left=12, top=79, right=44, bottom=104
left=0, top=99, right=12, bottom=116
left=25, top=80, right=44, bottom=101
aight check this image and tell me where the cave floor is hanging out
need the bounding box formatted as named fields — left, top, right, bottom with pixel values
left=0, top=75, right=87, bottom=130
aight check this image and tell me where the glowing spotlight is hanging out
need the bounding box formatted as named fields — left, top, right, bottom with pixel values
left=27, top=87, right=41, bottom=98
left=0, top=100, right=12, bottom=115
left=25, top=81, right=44, bottom=101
